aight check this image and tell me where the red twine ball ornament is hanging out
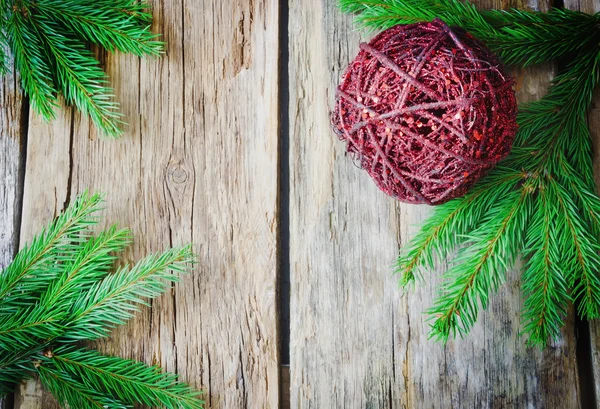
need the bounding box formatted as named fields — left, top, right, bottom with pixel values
left=331, top=19, right=518, bottom=205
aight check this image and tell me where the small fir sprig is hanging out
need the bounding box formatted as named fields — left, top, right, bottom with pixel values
left=0, top=0, right=163, bottom=137
left=0, top=192, right=204, bottom=409
left=341, top=0, right=600, bottom=347
left=339, top=0, right=600, bottom=66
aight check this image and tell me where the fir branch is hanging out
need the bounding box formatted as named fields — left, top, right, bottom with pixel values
left=5, top=8, right=57, bottom=119
left=558, top=161, right=600, bottom=238
left=551, top=177, right=600, bottom=319
left=63, top=246, right=194, bottom=341
left=0, top=305, right=63, bottom=352
left=397, top=168, right=523, bottom=285
left=44, top=347, right=204, bottom=409
left=0, top=226, right=130, bottom=358
left=339, top=0, right=600, bottom=67
left=38, top=364, right=128, bottom=409
left=0, top=192, right=202, bottom=405
left=428, top=186, right=532, bottom=341
left=339, top=0, right=492, bottom=33
left=31, top=0, right=163, bottom=57
left=0, top=31, right=9, bottom=75
left=0, top=192, right=102, bottom=311
left=0, top=0, right=163, bottom=136
left=522, top=46, right=600, bottom=130
left=34, top=17, right=123, bottom=136
left=39, top=226, right=132, bottom=308
left=520, top=178, right=570, bottom=346
left=514, top=46, right=600, bottom=190
left=482, top=8, right=600, bottom=66
left=0, top=359, right=32, bottom=396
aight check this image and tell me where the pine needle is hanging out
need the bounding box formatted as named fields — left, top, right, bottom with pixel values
left=63, top=246, right=194, bottom=341
left=0, top=29, right=9, bottom=75
left=33, top=0, right=162, bottom=57
left=44, top=347, right=204, bottom=409
left=428, top=186, right=532, bottom=342
left=0, top=359, right=32, bottom=395
left=0, top=305, right=64, bottom=352
left=38, top=365, right=129, bottom=409
left=0, top=192, right=102, bottom=311
left=5, top=9, right=58, bottom=119
left=551, top=177, right=600, bottom=320
left=339, top=0, right=600, bottom=67
left=39, top=226, right=133, bottom=308
left=520, top=178, right=570, bottom=346
left=397, top=168, right=524, bottom=285
left=36, top=17, right=124, bottom=136
left=0, top=0, right=163, bottom=136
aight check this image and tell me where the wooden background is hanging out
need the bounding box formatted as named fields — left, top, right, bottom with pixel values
left=1, top=0, right=599, bottom=408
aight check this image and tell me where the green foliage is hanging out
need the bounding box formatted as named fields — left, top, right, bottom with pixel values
left=64, top=246, right=193, bottom=341
left=38, top=365, right=129, bottom=409
left=0, top=192, right=102, bottom=311
left=6, top=8, right=58, bottom=120
left=483, top=8, right=600, bottom=66
left=339, top=0, right=600, bottom=66
left=341, top=0, right=600, bottom=347
left=397, top=168, right=524, bottom=285
left=427, top=187, right=532, bottom=341
left=43, top=347, right=203, bottom=409
left=520, top=178, right=570, bottom=345
left=0, top=192, right=203, bottom=409
left=0, top=359, right=32, bottom=395
left=0, top=0, right=163, bottom=136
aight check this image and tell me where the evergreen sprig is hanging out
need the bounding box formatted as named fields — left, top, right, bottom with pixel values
left=342, top=0, right=600, bottom=347
left=339, top=0, right=600, bottom=66
left=0, top=0, right=163, bottom=136
left=42, top=347, right=202, bottom=409
left=0, top=192, right=204, bottom=409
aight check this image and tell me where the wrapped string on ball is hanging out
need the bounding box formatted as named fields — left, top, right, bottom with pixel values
left=331, top=19, right=518, bottom=205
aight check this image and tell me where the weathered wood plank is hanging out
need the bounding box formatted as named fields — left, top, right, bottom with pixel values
left=288, top=1, right=582, bottom=407
left=564, top=0, right=600, bottom=406
left=0, top=56, right=25, bottom=409
left=14, top=1, right=280, bottom=408
left=14, top=105, right=75, bottom=409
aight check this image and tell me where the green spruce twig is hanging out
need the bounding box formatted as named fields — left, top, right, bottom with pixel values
left=0, top=0, right=164, bottom=136
left=339, top=0, right=600, bottom=66
left=63, top=246, right=194, bottom=341
left=0, top=192, right=102, bottom=311
left=427, top=185, right=532, bottom=341
left=43, top=347, right=203, bottom=409
left=0, top=192, right=204, bottom=409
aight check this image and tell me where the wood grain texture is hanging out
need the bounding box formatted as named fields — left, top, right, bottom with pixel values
left=288, top=1, right=583, bottom=408
left=13, top=105, right=76, bottom=409
left=13, top=1, right=280, bottom=408
left=0, top=58, right=25, bottom=409
left=564, top=0, right=600, bottom=405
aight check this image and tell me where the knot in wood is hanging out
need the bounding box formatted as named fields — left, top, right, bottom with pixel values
left=167, top=163, right=190, bottom=184
left=331, top=19, right=518, bottom=205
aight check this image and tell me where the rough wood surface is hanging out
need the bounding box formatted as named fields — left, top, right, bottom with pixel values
left=288, top=1, right=583, bottom=408
left=12, top=1, right=280, bottom=408
left=3, top=1, right=600, bottom=408
left=0, top=58, right=24, bottom=409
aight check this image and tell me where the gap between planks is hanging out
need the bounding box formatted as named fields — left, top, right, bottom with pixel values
left=277, top=0, right=292, bottom=407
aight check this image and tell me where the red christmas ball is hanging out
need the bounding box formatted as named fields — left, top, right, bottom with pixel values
left=331, top=19, right=518, bottom=205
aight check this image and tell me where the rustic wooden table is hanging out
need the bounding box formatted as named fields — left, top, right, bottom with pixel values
left=1, top=0, right=599, bottom=408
